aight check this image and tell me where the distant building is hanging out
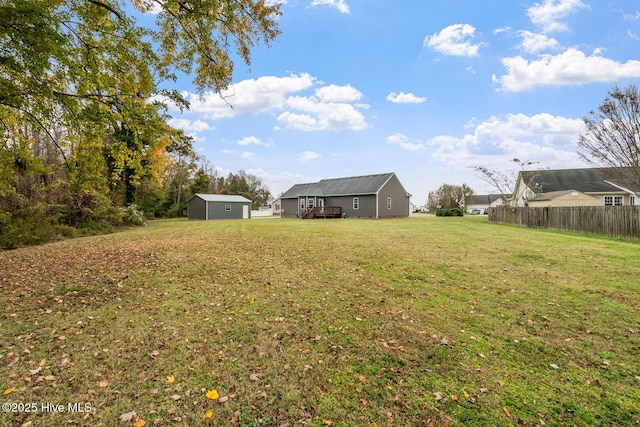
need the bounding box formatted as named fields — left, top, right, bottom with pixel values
left=466, top=194, right=508, bottom=213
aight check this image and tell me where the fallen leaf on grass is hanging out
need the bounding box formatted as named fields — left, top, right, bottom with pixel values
left=119, top=411, right=137, bottom=422
left=99, top=380, right=109, bottom=388
left=206, top=389, right=219, bottom=400
left=249, top=373, right=259, bottom=381
left=133, top=420, right=146, bottom=427
left=165, top=375, right=175, bottom=384
left=433, top=392, right=444, bottom=401
left=322, top=420, right=333, bottom=426
left=204, top=409, right=213, bottom=419
left=3, top=387, right=15, bottom=395
left=497, top=380, right=505, bottom=387
left=502, top=406, right=511, bottom=417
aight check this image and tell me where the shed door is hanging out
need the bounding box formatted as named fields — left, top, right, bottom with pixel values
left=242, top=205, right=249, bottom=219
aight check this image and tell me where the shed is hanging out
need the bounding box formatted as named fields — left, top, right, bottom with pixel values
left=187, top=194, right=252, bottom=220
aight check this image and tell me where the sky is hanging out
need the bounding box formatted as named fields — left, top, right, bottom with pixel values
left=156, top=0, right=640, bottom=205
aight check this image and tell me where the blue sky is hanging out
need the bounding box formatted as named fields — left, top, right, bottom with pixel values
left=158, top=0, right=640, bottom=205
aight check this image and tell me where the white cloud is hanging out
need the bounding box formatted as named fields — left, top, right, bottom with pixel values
left=245, top=168, right=319, bottom=197
left=494, top=26, right=511, bottom=35
left=235, top=136, right=274, bottom=147
left=494, top=48, right=640, bottom=91
left=430, top=113, right=585, bottom=171
left=315, top=84, right=362, bottom=102
left=386, top=92, right=427, bottom=104
left=241, top=151, right=256, bottom=161
left=299, top=151, right=321, bottom=162
left=424, top=24, right=484, bottom=57
left=387, top=132, right=427, bottom=151
left=517, top=30, right=560, bottom=53
left=527, top=0, right=589, bottom=33
left=310, top=0, right=349, bottom=14
left=167, top=118, right=214, bottom=132
left=184, top=73, right=316, bottom=119
left=277, top=95, right=368, bottom=131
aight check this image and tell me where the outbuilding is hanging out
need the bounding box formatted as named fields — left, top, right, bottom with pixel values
left=187, top=194, right=252, bottom=220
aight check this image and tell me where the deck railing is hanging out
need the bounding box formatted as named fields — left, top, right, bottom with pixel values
left=302, top=206, right=342, bottom=219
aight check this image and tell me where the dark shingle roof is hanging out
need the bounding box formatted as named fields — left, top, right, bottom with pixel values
left=471, top=194, right=509, bottom=205
left=281, top=173, right=396, bottom=198
left=521, top=167, right=640, bottom=194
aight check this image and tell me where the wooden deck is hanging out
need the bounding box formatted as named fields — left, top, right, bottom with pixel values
left=302, top=206, right=342, bottom=219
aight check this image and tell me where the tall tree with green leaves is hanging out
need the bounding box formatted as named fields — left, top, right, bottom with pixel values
left=0, top=0, right=281, bottom=245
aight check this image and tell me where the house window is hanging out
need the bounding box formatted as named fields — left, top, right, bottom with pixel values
left=630, top=196, right=635, bottom=206
left=353, top=197, right=359, bottom=210
left=387, top=197, right=392, bottom=210
left=604, top=196, right=624, bottom=206
left=300, top=199, right=305, bottom=210
left=225, top=205, right=231, bottom=211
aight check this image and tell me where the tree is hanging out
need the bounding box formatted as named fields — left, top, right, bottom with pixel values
left=472, top=159, right=539, bottom=206
left=427, top=183, right=474, bottom=211
left=0, top=0, right=281, bottom=245
left=577, top=84, right=640, bottom=187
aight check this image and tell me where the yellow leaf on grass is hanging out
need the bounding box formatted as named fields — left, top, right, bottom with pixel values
left=206, top=389, right=219, bottom=400
left=133, top=419, right=146, bottom=427
left=3, top=387, right=15, bottom=395
left=204, top=409, right=213, bottom=419
left=166, top=375, right=175, bottom=384
left=502, top=406, right=511, bottom=417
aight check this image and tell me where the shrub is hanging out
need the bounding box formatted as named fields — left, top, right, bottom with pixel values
left=435, top=208, right=464, bottom=217
left=122, top=204, right=146, bottom=226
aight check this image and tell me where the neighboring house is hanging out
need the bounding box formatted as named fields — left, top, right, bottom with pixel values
left=513, top=167, right=639, bottom=207
left=187, top=194, right=252, bottom=220
left=271, top=198, right=282, bottom=216
left=466, top=194, right=508, bottom=213
left=280, top=172, right=411, bottom=219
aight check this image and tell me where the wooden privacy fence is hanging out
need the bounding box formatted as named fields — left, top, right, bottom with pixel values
left=488, top=206, right=640, bottom=239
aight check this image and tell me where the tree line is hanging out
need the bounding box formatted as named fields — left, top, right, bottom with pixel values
left=0, top=0, right=280, bottom=248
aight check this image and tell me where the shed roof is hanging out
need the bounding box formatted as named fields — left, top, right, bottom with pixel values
left=281, top=173, right=396, bottom=198
left=193, top=194, right=252, bottom=203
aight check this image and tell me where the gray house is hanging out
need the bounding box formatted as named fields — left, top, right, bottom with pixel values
left=280, top=173, right=411, bottom=219
left=187, top=194, right=252, bottom=220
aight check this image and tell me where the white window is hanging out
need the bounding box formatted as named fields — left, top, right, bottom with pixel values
left=225, top=205, right=231, bottom=211
left=631, top=195, right=636, bottom=206
left=604, top=196, right=624, bottom=206
left=300, top=199, right=305, bottom=210
left=308, top=198, right=314, bottom=208
left=387, top=197, right=392, bottom=210
left=353, top=197, right=359, bottom=210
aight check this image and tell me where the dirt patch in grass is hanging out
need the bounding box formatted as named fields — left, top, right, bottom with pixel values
left=1, top=218, right=639, bottom=426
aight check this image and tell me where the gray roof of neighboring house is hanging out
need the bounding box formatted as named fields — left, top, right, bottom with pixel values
left=470, top=194, right=509, bottom=205
left=521, top=167, right=640, bottom=194
left=193, top=194, right=252, bottom=203
left=281, top=173, right=397, bottom=198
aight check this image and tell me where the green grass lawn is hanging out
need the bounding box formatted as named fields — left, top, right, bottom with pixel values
left=1, top=217, right=639, bottom=426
